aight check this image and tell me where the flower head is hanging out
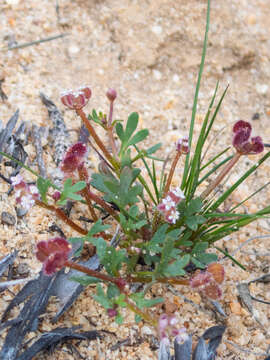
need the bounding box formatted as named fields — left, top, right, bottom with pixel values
left=190, top=263, right=225, bottom=300
left=232, top=120, right=264, bottom=155
left=60, top=142, right=88, bottom=175
left=36, top=237, right=71, bottom=276
left=176, top=137, right=190, bottom=154
left=157, top=187, right=185, bottom=224
left=158, top=313, right=187, bottom=340
left=11, top=175, right=40, bottom=210
left=61, top=86, right=91, bottom=110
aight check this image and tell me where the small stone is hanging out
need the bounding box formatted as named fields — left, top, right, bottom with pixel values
left=68, top=45, right=80, bottom=55
left=153, top=69, right=162, bottom=80
left=6, top=0, right=20, bottom=4
left=151, top=25, right=163, bottom=35
left=141, top=325, right=154, bottom=336
left=256, top=84, right=268, bottom=95
left=16, top=207, right=28, bottom=218
left=172, top=74, right=180, bottom=83
left=17, top=263, right=29, bottom=276
left=252, top=112, right=260, bottom=120
left=1, top=211, right=16, bottom=226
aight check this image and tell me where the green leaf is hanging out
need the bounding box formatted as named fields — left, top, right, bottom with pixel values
left=146, top=143, right=162, bottom=156
left=186, top=215, right=206, bottom=231
left=102, top=247, right=127, bottom=276
left=116, top=122, right=125, bottom=142
left=115, top=312, right=124, bottom=324
left=163, top=254, right=190, bottom=277
left=135, top=314, right=142, bottom=323
left=196, top=252, right=218, bottom=264
left=93, top=284, right=112, bottom=309
left=114, top=294, right=127, bottom=307
left=192, top=242, right=209, bottom=254
left=125, top=112, right=139, bottom=141
left=107, top=284, right=120, bottom=299
left=70, top=275, right=101, bottom=285
left=148, top=224, right=168, bottom=254
left=36, top=177, right=51, bottom=203
left=57, top=179, right=86, bottom=205
left=88, top=219, right=110, bottom=237
left=130, top=292, right=163, bottom=309
left=185, top=197, right=203, bottom=216
left=127, top=129, right=149, bottom=147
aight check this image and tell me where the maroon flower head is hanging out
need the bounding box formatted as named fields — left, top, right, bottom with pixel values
left=107, top=308, right=118, bottom=318
left=36, top=237, right=71, bottom=276
left=60, top=142, right=87, bottom=175
left=232, top=120, right=264, bottom=155
left=61, top=86, right=91, bottom=110
left=78, top=85, right=92, bottom=100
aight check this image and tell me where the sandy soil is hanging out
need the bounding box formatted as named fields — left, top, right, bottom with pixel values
left=0, top=0, right=270, bottom=359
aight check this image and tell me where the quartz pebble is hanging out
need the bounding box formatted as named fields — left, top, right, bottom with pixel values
left=1, top=211, right=16, bottom=226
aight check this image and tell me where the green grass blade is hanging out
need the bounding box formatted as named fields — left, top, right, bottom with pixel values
left=209, top=150, right=270, bottom=211
left=181, top=0, right=211, bottom=189
left=198, top=154, right=233, bottom=186
left=214, top=246, right=246, bottom=270
left=0, top=150, right=60, bottom=190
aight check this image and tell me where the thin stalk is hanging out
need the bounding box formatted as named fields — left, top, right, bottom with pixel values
left=163, top=150, right=182, bottom=195
left=86, top=189, right=120, bottom=221
left=181, top=0, right=211, bottom=188
left=65, top=260, right=122, bottom=286
left=107, top=100, right=118, bottom=158
left=200, top=152, right=241, bottom=199
left=78, top=166, right=98, bottom=222
left=124, top=295, right=157, bottom=326
left=35, top=199, right=87, bottom=235
left=76, top=108, right=120, bottom=172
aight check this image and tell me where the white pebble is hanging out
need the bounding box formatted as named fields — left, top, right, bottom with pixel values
left=153, top=69, right=162, bottom=80
left=151, top=25, right=163, bottom=36
left=173, top=74, right=180, bottom=83
left=256, top=84, right=268, bottom=95
left=68, top=45, right=80, bottom=55
left=6, top=0, right=20, bottom=4
left=141, top=326, right=154, bottom=336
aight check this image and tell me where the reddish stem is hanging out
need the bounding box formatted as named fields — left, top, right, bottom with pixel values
left=163, top=151, right=182, bottom=195
left=200, top=152, right=241, bottom=199
left=78, top=166, right=98, bottom=222
left=76, top=108, right=119, bottom=171
left=35, top=199, right=87, bottom=235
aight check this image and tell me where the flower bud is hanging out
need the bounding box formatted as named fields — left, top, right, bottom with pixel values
left=176, top=137, right=190, bottom=154
left=106, top=88, right=117, bottom=102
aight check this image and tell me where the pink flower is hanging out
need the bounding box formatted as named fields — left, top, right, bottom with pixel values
left=60, top=142, right=88, bottom=175
left=190, top=263, right=225, bottom=300
left=61, top=86, right=91, bottom=110
left=232, top=120, right=264, bottom=155
left=157, top=187, right=185, bottom=224
left=158, top=313, right=187, bottom=340
left=36, top=237, right=71, bottom=276
left=176, top=137, right=190, bottom=154
left=11, top=175, right=40, bottom=210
